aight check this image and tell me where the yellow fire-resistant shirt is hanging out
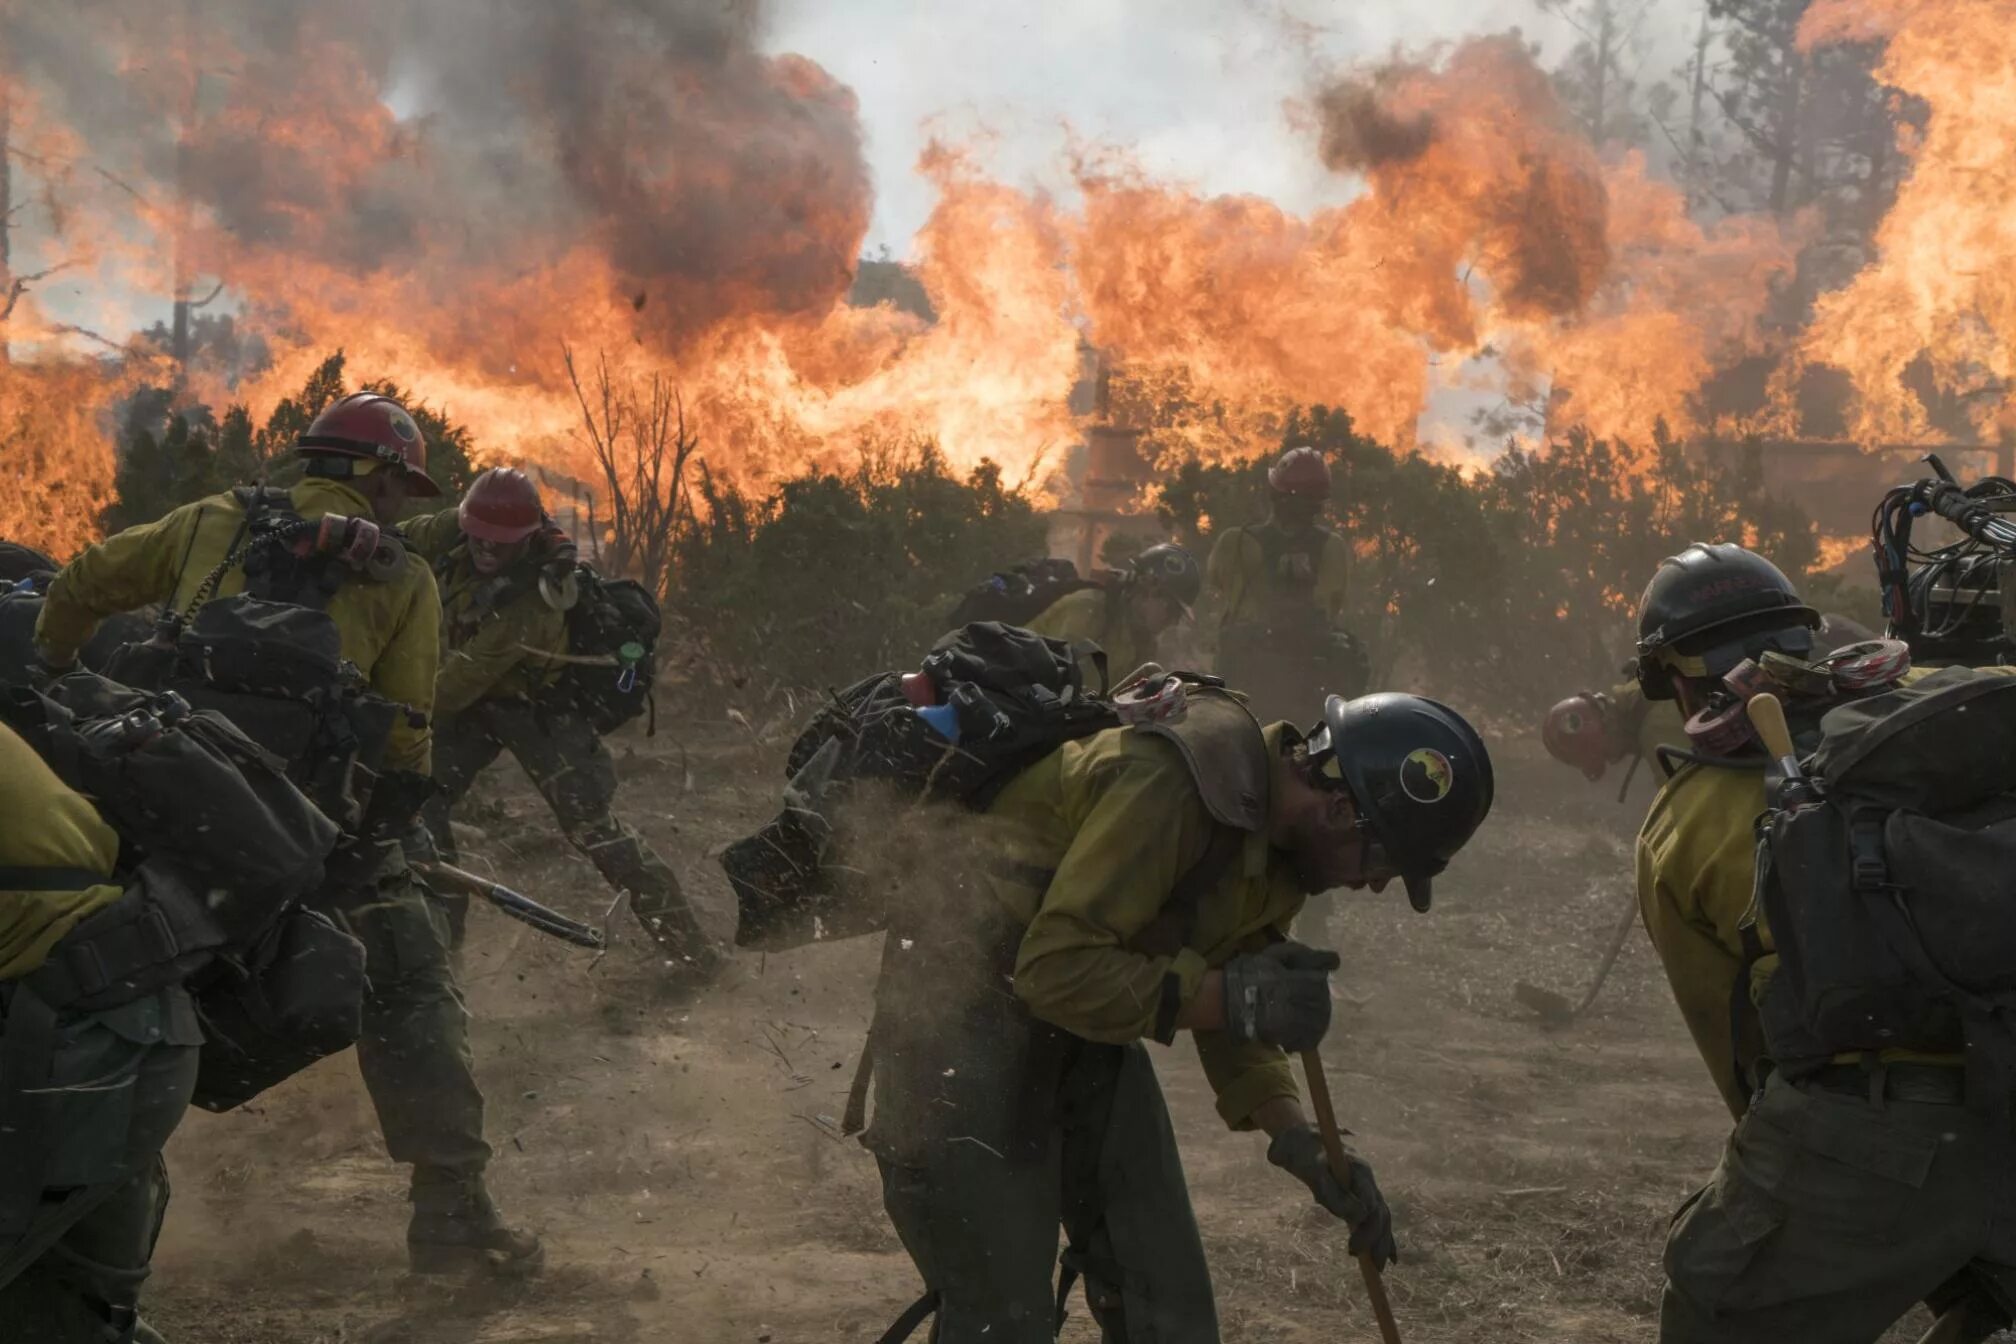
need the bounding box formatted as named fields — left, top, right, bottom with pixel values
left=1636, top=666, right=2006, bottom=1117
left=403, top=510, right=567, bottom=718
left=1608, top=679, right=1689, bottom=775
left=0, top=722, right=124, bottom=980
left=976, top=721, right=1307, bottom=1129
left=1025, top=586, right=1155, bottom=688
left=1206, top=523, right=1351, bottom=629
left=35, top=478, right=441, bottom=774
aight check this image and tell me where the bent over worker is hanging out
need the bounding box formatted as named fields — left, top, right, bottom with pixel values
left=34, top=394, right=539, bottom=1276
left=1633, top=542, right=2014, bottom=1343
left=405, top=468, right=721, bottom=973
left=863, top=685, right=1495, bottom=1342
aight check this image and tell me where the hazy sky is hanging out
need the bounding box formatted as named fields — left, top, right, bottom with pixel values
left=767, top=0, right=1707, bottom=255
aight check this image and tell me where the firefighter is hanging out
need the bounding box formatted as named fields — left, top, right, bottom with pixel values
left=1633, top=543, right=2012, bottom=1343
left=1206, top=446, right=1364, bottom=721
left=1024, top=542, right=1200, bottom=686
left=405, top=468, right=721, bottom=972
left=33, top=394, right=540, bottom=1276
left=0, top=722, right=198, bottom=1344
left=863, top=686, right=1495, bottom=1342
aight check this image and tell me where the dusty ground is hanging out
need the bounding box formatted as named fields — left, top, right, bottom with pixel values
left=144, top=721, right=1950, bottom=1343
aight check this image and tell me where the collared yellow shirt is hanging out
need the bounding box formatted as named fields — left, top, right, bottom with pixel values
left=403, top=510, right=566, bottom=717
left=977, top=720, right=1307, bottom=1128
left=37, top=478, right=441, bottom=773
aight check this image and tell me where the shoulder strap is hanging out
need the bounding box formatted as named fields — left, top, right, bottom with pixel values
left=1136, top=824, right=1247, bottom=1043
left=0, top=866, right=111, bottom=892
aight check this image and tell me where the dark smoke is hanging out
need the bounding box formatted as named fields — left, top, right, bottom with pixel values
left=0, top=0, right=872, bottom=354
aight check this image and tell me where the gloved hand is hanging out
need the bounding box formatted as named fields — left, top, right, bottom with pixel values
left=1267, top=1123, right=1398, bottom=1270
left=1221, top=940, right=1340, bottom=1052
left=400, top=818, right=440, bottom=867
left=532, top=516, right=578, bottom=582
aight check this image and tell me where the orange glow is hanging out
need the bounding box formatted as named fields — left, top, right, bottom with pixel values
left=1789, top=0, right=2016, bottom=443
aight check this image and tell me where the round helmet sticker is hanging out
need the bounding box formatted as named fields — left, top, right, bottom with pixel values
left=389, top=409, right=418, bottom=442
left=1400, top=748, right=1453, bottom=804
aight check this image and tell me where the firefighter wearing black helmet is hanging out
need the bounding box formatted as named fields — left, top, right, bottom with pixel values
left=1633, top=543, right=2015, bottom=1344
left=861, top=685, right=1493, bottom=1342
left=1025, top=542, right=1200, bottom=684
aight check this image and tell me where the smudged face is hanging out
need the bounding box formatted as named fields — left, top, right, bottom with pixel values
left=468, top=535, right=528, bottom=576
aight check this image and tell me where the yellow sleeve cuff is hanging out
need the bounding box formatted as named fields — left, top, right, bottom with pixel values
left=1213, top=1056, right=1299, bottom=1131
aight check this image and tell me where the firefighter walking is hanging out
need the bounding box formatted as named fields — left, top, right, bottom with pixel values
left=33, top=394, right=539, bottom=1275
left=1207, top=447, right=1366, bottom=721
left=405, top=468, right=722, bottom=973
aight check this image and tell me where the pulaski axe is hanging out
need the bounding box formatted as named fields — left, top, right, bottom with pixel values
left=1301, top=1049, right=1405, bottom=1344
left=415, top=860, right=606, bottom=950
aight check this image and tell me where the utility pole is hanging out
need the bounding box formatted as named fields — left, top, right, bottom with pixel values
left=1685, top=5, right=1713, bottom=212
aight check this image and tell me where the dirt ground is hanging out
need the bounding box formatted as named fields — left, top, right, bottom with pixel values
left=144, top=720, right=1955, bottom=1344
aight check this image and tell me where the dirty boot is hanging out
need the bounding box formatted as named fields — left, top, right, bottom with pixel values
left=629, top=882, right=729, bottom=981
left=407, top=1171, right=544, bottom=1277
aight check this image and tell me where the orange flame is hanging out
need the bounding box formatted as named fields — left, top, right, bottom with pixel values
left=1791, top=0, right=2016, bottom=443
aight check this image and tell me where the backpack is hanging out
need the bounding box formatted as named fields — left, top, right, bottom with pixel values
left=0, top=670, right=362, bottom=1111
left=100, top=487, right=406, bottom=831
left=554, top=565, right=661, bottom=734
left=723, top=622, right=1195, bottom=951
left=0, top=672, right=341, bottom=938
left=947, top=558, right=1103, bottom=629
left=1751, top=666, right=2016, bottom=1112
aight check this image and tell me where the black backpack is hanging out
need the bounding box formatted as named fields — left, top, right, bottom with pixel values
left=555, top=565, right=661, bottom=734
left=723, top=622, right=1150, bottom=951
left=96, top=488, right=405, bottom=831
left=1752, top=667, right=2016, bottom=1112
left=947, top=558, right=1104, bottom=629
left=0, top=672, right=341, bottom=938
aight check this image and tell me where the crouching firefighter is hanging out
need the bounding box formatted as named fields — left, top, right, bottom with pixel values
left=1024, top=543, right=1201, bottom=685
left=404, top=468, right=722, bottom=973
left=1632, top=542, right=2016, bottom=1343
left=862, top=684, right=1494, bottom=1342
left=0, top=668, right=340, bottom=1344
left=31, top=392, right=542, bottom=1276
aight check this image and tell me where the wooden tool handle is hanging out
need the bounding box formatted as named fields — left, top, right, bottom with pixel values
left=1301, top=1050, right=1405, bottom=1344
left=1745, top=691, right=1797, bottom=762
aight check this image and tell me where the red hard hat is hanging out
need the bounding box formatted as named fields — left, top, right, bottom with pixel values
left=458, top=467, right=544, bottom=544
left=1542, top=693, right=1617, bottom=782
left=1268, top=446, right=1332, bottom=498
left=296, top=393, right=441, bottom=497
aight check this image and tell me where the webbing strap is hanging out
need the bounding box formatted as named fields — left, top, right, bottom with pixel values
left=0, top=866, right=111, bottom=893
left=0, top=982, right=60, bottom=1241
left=875, top=1290, right=940, bottom=1344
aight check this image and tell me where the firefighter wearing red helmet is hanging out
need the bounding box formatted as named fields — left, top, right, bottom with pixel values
left=1205, top=445, right=1365, bottom=721
left=34, top=392, right=542, bottom=1278
left=404, top=471, right=723, bottom=975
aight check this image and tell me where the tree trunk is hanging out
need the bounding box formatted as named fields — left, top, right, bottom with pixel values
left=1685, top=7, right=1712, bottom=211
left=1591, top=1, right=1614, bottom=144
left=1768, top=41, right=1804, bottom=217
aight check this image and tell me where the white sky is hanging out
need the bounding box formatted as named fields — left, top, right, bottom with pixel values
left=766, top=0, right=1707, bottom=256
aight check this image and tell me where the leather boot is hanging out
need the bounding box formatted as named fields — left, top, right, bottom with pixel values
left=407, top=1170, right=543, bottom=1277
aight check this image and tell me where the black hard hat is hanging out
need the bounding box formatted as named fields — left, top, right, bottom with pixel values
left=1129, top=542, right=1202, bottom=609
left=1634, top=543, right=1819, bottom=700
left=1304, top=692, right=1494, bottom=913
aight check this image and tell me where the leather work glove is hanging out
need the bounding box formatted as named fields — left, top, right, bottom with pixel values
left=1268, top=1123, right=1399, bottom=1270
left=1221, top=940, right=1340, bottom=1052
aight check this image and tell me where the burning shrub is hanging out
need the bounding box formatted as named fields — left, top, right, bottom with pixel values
left=103, top=352, right=478, bottom=533
left=669, top=441, right=1046, bottom=700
